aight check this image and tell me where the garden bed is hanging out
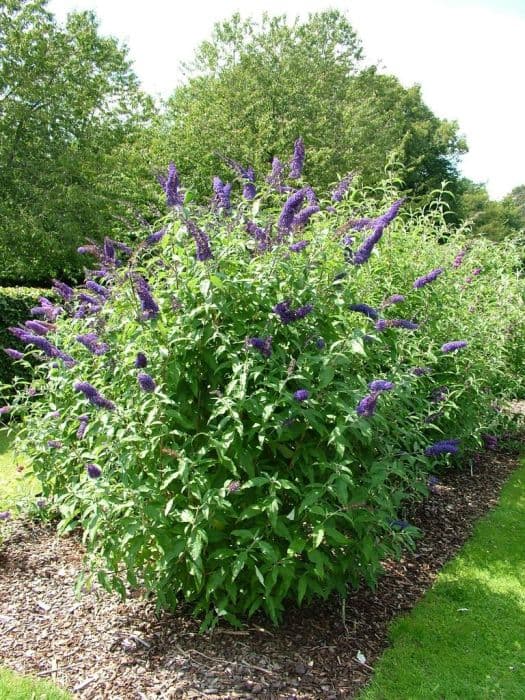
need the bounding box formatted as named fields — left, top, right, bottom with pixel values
left=0, top=448, right=521, bottom=699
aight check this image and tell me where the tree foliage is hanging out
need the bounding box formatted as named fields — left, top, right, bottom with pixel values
left=155, top=11, right=466, bottom=202
left=0, top=0, right=157, bottom=285
left=457, top=180, right=524, bottom=242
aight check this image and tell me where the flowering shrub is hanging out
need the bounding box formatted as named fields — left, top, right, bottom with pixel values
left=4, top=143, right=524, bottom=628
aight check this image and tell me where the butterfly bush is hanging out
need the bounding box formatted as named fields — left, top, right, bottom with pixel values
left=6, top=141, right=524, bottom=631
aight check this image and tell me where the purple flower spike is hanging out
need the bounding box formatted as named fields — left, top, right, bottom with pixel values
left=293, top=205, right=320, bottom=228
left=357, top=393, right=379, bottom=418
left=331, top=173, right=354, bottom=202
left=289, top=137, right=305, bottom=179
left=425, top=439, right=460, bottom=457
left=135, top=352, right=148, bottom=368
left=452, top=250, right=466, bottom=268
left=272, top=300, right=296, bottom=325
left=86, top=463, right=102, bottom=479
left=413, top=268, right=444, bottom=289
left=368, top=380, right=394, bottom=392
left=85, top=280, right=110, bottom=299
left=295, top=304, right=313, bottom=319
left=138, top=373, right=156, bottom=392
left=247, top=337, right=272, bottom=358
left=316, top=338, right=326, bottom=349
left=0, top=406, right=11, bottom=415
left=133, top=274, right=160, bottom=319
left=267, top=156, right=285, bottom=188
left=76, top=414, right=89, bottom=439
left=441, top=340, right=468, bottom=353
left=246, top=221, right=271, bottom=252
left=145, top=228, right=167, bottom=246
left=4, top=348, right=24, bottom=361
left=213, top=176, right=232, bottom=210
left=0, top=511, right=11, bottom=520
left=186, top=220, right=213, bottom=262
left=278, top=188, right=307, bottom=232
left=349, top=303, right=379, bottom=320
left=289, top=240, right=309, bottom=253
left=383, top=294, right=405, bottom=306
left=52, top=280, right=74, bottom=301
left=24, top=320, right=51, bottom=336
left=74, top=381, right=115, bottom=411
left=76, top=333, right=109, bottom=356
left=353, top=199, right=405, bottom=265
left=294, top=389, right=310, bottom=402
left=47, top=440, right=62, bottom=449
left=390, top=519, right=410, bottom=530
left=158, top=162, right=184, bottom=207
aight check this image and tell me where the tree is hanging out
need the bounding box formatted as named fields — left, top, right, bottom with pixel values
left=0, top=0, right=157, bottom=285
left=155, top=11, right=466, bottom=202
left=456, top=180, right=524, bottom=241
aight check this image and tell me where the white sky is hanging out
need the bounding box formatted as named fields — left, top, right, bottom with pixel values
left=48, top=0, right=525, bottom=199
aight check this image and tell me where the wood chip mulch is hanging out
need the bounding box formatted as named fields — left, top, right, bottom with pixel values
left=0, top=446, right=522, bottom=699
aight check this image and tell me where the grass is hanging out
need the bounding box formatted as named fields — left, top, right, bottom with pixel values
left=0, top=668, right=71, bottom=700
left=360, top=458, right=525, bottom=700
left=1, top=428, right=72, bottom=700
left=0, top=427, right=37, bottom=512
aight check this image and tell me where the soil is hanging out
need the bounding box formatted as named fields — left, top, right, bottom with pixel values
left=0, top=446, right=522, bottom=700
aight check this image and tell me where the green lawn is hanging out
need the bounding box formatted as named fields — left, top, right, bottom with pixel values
left=360, top=458, right=525, bottom=700
left=0, top=668, right=71, bottom=700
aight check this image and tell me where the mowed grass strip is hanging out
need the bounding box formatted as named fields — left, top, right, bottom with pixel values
left=0, top=667, right=71, bottom=700
left=360, top=458, right=525, bottom=700
left=1, top=429, right=72, bottom=699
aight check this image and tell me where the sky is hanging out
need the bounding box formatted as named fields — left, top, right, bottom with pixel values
left=48, top=0, right=525, bottom=200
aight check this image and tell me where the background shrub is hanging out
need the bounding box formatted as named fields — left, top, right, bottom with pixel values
left=7, top=152, right=524, bottom=629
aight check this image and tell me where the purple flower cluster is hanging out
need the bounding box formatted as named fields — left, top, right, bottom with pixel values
left=413, top=268, right=444, bottom=289
left=24, top=320, right=51, bottom=336
left=441, top=340, right=467, bottom=353
left=52, top=280, right=74, bottom=301
left=0, top=405, right=11, bottom=415
left=246, top=221, right=271, bottom=252
left=133, top=274, right=160, bottom=319
left=383, top=294, right=405, bottom=306
left=4, top=348, right=24, bottom=361
left=289, top=137, right=305, bottom=179
left=352, top=199, right=405, bottom=265
left=273, top=300, right=313, bottom=324
left=158, top=162, right=184, bottom=207
left=349, top=303, right=379, bottom=320
left=227, top=480, right=241, bottom=493
left=85, top=280, right=110, bottom=299
left=135, top=352, right=148, bottom=368
left=76, top=414, right=89, bottom=439
left=331, top=173, right=354, bottom=202
left=294, top=389, right=310, bottom=402
left=452, top=250, right=466, bottom=268
left=47, top=440, right=62, bottom=449
left=213, top=176, right=232, bottom=210
left=145, top=228, right=167, bottom=246
left=368, top=379, right=394, bottom=392
left=186, top=220, right=213, bottom=261
left=76, top=333, right=109, bottom=356
left=86, top=463, right=102, bottom=479
left=425, top=439, right=460, bottom=457
left=10, top=328, right=76, bottom=365
left=289, top=240, right=309, bottom=253
left=375, top=319, right=419, bottom=331
left=247, top=336, right=272, bottom=358
left=138, top=373, right=156, bottom=392
left=0, top=511, right=11, bottom=520
left=356, top=393, right=379, bottom=418
left=267, top=156, right=285, bottom=189
left=74, top=381, right=115, bottom=411
left=430, top=385, right=448, bottom=403
left=278, top=189, right=307, bottom=232
left=31, top=296, right=62, bottom=321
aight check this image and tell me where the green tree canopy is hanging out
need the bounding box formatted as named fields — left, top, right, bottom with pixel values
left=155, top=11, right=466, bottom=202
left=0, top=0, right=157, bottom=285
left=456, top=180, right=524, bottom=241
